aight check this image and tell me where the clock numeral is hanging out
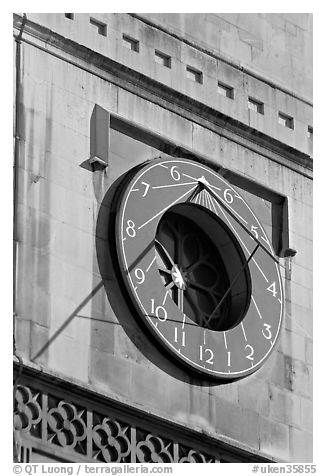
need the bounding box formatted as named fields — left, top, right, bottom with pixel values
left=267, top=281, right=277, bottom=298
left=199, top=345, right=214, bottom=365
left=223, top=188, right=234, bottom=204
left=141, top=181, right=150, bottom=197
left=250, top=225, right=259, bottom=240
left=134, top=268, right=145, bottom=284
left=227, top=351, right=231, bottom=367
left=262, top=323, right=272, bottom=340
left=174, top=328, right=186, bottom=347
left=170, top=166, right=181, bottom=181
left=245, top=344, right=254, bottom=361
left=150, top=299, right=167, bottom=322
left=126, top=220, right=136, bottom=238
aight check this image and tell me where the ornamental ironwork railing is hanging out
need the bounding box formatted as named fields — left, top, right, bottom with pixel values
left=13, top=364, right=272, bottom=463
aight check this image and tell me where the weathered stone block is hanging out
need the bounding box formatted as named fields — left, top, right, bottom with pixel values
left=209, top=379, right=239, bottom=405
left=214, top=398, right=260, bottom=450
left=192, top=124, right=221, bottom=160
left=15, top=317, right=31, bottom=359
left=290, top=282, right=312, bottom=312
left=89, top=349, right=131, bottom=398
left=16, top=244, right=52, bottom=327
left=166, top=378, right=191, bottom=424
left=187, top=387, right=216, bottom=434
left=114, top=324, right=148, bottom=364
left=283, top=356, right=311, bottom=398
left=130, top=363, right=169, bottom=413
left=259, top=418, right=290, bottom=461
left=288, top=302, right=312, bottom=338
left=300, top=397, right=313, bottom=433
left=269, top=386, right=301, bottom=428
left=237, top=377, right=270, bottom=417
left=289, top=426, right=313, bottom=462
left=305, top=339, right=313, bottom=366
left=89, top=319, right=115, bottom=355
left=280, top=328, right=306, bottom=362
left=30, top=322, right=50, bottom=366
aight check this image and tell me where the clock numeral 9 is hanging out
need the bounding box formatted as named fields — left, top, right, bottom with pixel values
left=126, top=220, right=136, bottom=238
left=134, top=268, right=145, bottom=284
left=170, top=166, right=181, bottom=181
left=150, top=299, right=167, bottom=322
left=199, top=346, right=214, bottom=365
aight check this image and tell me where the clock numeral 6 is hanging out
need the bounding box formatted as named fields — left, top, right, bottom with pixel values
left=150, top=299, right=167, bottom=322
left=223, top=188, right=234, bottom=204
left=199, top=346, right=214, bottom=365
left=170, top=166, right=181, bottom=181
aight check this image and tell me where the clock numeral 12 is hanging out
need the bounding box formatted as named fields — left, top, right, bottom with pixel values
left=199, top=346, right=214, bottom=365
left=174, top=328, right=186, bottom=347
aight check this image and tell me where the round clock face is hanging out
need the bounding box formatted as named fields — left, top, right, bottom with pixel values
left=111, top=157, right=283, bottom=380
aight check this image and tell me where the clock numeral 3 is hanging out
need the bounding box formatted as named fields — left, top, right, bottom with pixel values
left=199, top=346, right=214, bottom=365
left=262, top=323, right=272, bottom=340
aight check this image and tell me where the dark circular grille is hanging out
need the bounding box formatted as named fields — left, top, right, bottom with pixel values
left=155, top=210, right=232, bottom=331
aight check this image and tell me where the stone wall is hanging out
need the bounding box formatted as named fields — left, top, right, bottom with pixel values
left=140, top=13, right=313, bottom=100
left=14, top=13, right=313, bottom=462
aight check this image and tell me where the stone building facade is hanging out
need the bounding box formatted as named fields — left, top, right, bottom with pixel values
left=13, top=13, right=313, bottom=463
